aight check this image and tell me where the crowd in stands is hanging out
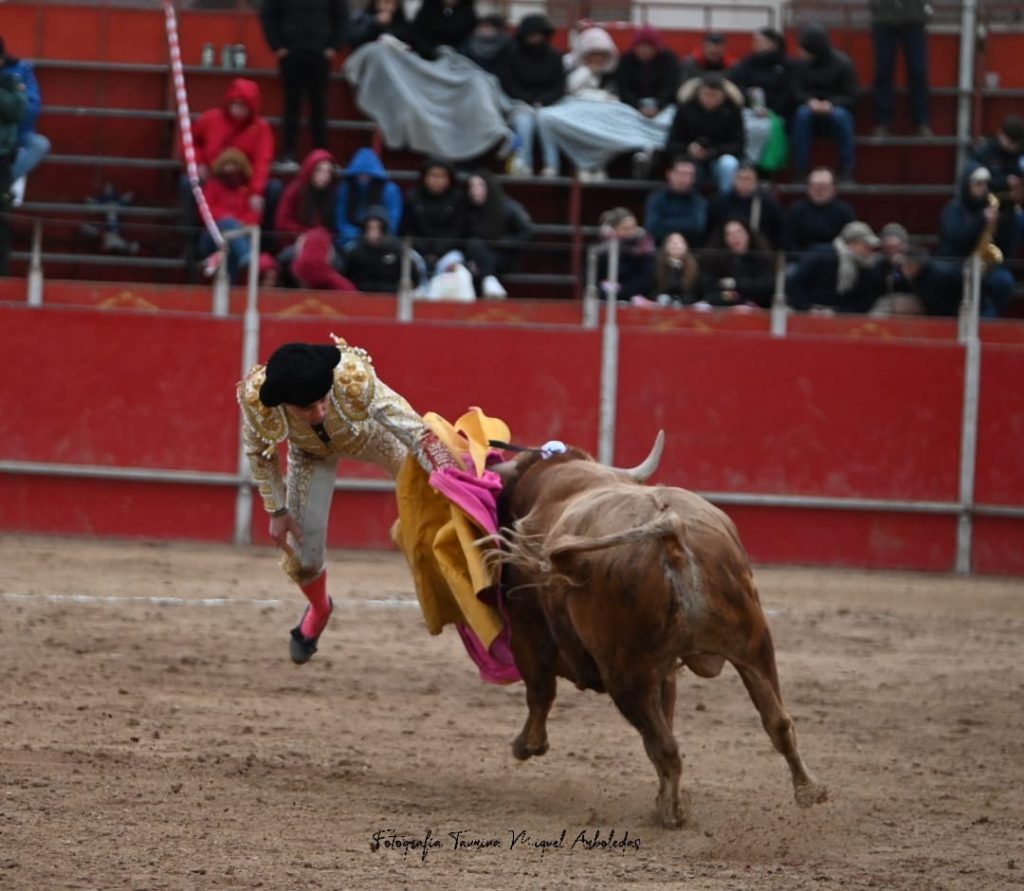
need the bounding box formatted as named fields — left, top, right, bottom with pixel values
left=1, top=0, right=1022, bottom=316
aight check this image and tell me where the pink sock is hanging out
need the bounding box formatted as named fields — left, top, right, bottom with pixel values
left=299, top=571, right=332, bottom=638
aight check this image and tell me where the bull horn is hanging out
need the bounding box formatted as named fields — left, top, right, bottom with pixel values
left=616, top=430, right=665, bottom=482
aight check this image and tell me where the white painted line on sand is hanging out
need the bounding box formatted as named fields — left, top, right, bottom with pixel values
left=0, top=592, right=419, bottom=609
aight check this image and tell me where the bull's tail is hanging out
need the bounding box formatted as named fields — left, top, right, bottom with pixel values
left=545, top=510, right=683, bottom=561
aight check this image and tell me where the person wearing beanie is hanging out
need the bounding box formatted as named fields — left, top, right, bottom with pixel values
left=616, top=26, right=680, bottom=117
left=0, top=36, right=49, bottom=209
left=679, top=31, right=736, bottom=82
left=237, top=337, right=516, bottom=679
left=792, top=24, right=859, bottom=181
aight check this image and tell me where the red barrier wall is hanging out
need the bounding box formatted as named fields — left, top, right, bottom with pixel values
left=2, top=302, right=1022, bottom=574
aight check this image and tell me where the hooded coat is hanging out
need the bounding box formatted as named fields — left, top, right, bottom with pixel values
left=400, top=158, right=468, bottom=260
left=498, top=14, right=564, bottom=107
left=938, top=172, right=1004, bottom=260
left=728, top=41, right=796, bottom=117
left=334, top=147, right=404, bottom=247
left=666, top=77, right=745, bottom=162
left=793, top=26, right=859, bottom=111
left=275, top=148, right=339, bottom=246
left=193, top=79, right=274, bottom=196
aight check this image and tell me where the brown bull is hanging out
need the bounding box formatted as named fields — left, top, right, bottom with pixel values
left=490, top=435, right=828, bottom=828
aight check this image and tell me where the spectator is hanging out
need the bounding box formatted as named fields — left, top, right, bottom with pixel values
left=701, top=218, right=775, bottom=307
left=463, top=169, right=533, bottom=298
left=616, top=26, right=679, bottom=119
left=459, top=13, right=512, bottom=74
left=0, top=37, right=49, bottom=208
left=192, top=78, right=276, bottom=223
left=500, top=14, right=565, bottom=177
left=969, top=114, right=1024, bottom=254
left=334, top=147, right=403, bottom=249
left=665, top=72, right=744, bottom=195
left=200, top=148, right=263, bottom=284
left=260, top=0, right=349, bottom=167
left=343, top=205, right=414, bottom=293
left=727, top=28, right=794, bottom=170
left=876, top=221, right=910, bottom=292
left=783, top=167, right=855, bottom=255
left=400, top=157, right=468, bottom=273
left=412, top=0, right=478, bottom=57
left=616, top=25, right=679, bottom=178
left=792, top=25, right=859, bottom=181
left=679, top=32, right=736, bottom=81
left=348, top=0, right=415, bottom=50
left=276, top=148, right=338, bottom=242
left=274, top=148, right=339, bottom=282
left=652, top=232, right=703, bottom=305
left=937, top=166, right=1015, bottom=317
left=292, top=226, right=357, bottom=290
left=644, top=158, right=709, bottom=246
left=888, top=246, right=962, bottom=316
left=596, top=206, right=656, bottom=301
left=0, top=66, right=26, bottom=275
left=708, top=163, right=786, bottom=248
left=788, top=220, right=885, bottom=313
left=870, top=0, right=931, bottom=136
left=535, top=25, right=619, bottom=180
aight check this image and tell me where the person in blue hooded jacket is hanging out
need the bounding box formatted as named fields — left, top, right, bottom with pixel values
left=333, top=147, right=404, bottom=248
left=0, top=36, right=50, bottom=207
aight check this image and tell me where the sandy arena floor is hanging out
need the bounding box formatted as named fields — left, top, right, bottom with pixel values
left=0, top=534, right=1022, bottom=890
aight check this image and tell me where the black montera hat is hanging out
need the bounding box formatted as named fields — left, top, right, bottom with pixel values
left=259, top=343, right=340, bottom=408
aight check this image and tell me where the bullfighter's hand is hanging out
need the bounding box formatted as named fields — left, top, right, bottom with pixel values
left=269, top=511, right=301, bottom=556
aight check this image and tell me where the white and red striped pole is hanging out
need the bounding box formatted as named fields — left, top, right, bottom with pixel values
left=162, top=0, right=224, bottom=250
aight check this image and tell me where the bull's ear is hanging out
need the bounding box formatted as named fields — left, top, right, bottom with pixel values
left=618, top=430, right=665, bottom=483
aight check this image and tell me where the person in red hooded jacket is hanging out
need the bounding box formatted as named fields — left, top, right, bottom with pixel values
left=181, top=79, right=279, bottom=274
left=193, top=78, right=275, bottom=210
left=273, top=147, right=339, bottom=284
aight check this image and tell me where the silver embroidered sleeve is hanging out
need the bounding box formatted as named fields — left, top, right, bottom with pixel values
left=242, top=419, right=287, bottom=513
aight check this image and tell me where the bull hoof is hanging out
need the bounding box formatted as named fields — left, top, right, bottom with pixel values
left=511, top=735, right=549, bottom=761
left=656, top=789, right=687, bottom=829
left=794, top=781, right=829, bottom=808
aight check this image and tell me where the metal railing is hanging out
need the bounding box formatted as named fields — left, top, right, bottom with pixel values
left=5, top=211, right=1022, bottom=572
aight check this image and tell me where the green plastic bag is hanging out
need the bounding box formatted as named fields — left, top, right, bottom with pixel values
left=759, top=111, right=789, bottom=172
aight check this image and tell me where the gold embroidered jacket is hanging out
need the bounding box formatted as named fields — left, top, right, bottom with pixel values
left=236, top=337, right=425, bottom=513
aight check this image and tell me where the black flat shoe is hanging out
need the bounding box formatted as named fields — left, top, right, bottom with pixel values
left=288, top=598, right=333, bottom=665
